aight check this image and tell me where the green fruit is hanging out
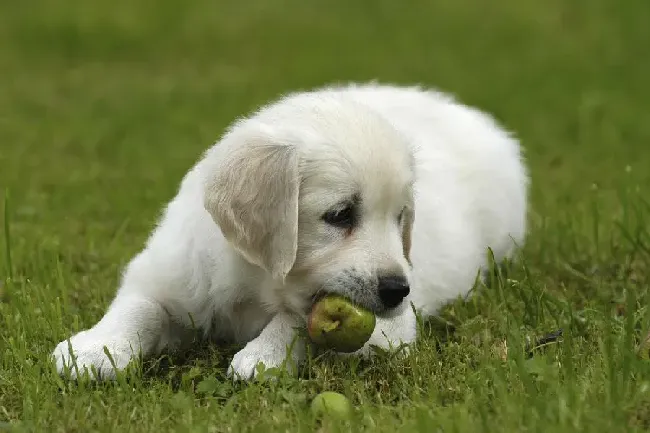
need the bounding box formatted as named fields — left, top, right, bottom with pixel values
left=307, top=294, right=376, bottom=353
left=310, top=391, right=353, bottom=420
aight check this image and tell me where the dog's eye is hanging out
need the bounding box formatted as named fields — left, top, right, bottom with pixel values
left=398, top=206, right=407, bottom=224
left=322, top=205, right=355, bottom=229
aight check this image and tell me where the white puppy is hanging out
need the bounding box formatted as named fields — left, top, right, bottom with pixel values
left=52, top=83, right=527, bottom=380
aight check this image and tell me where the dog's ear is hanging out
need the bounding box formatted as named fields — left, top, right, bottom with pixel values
left=401, top=206, right=414, bottom=266
left=203, top=137, right=299, bottom=280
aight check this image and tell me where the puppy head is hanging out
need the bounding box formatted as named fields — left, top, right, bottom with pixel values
left=204, top=95, right=415, bottom=315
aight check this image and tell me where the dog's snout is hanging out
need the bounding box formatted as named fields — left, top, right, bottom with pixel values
left=377, top=275, right=410, bottom=309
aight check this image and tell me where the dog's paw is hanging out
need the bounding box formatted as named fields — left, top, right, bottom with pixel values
left=342, top=305, right=417, bottom=358
left=52, top=330, right=137, bottom=380
left=227, top=339, right=295, bottom=381
left=341, top=333, right=414, bottom=359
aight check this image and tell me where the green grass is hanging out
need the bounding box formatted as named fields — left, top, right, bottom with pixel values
left=1, top=0, right=650, bottom=431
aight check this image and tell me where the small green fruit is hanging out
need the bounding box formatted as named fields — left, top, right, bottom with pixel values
left=310, top=391, right=353, bottom=420
left=307, top=294, right=376, bottom=353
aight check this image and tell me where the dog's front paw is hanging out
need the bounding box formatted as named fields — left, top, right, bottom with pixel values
left=344, top=304, right=417, bottom=358
left=227, top=339, right=297, bottom=381
left=52, top=330, right=138, bottom=380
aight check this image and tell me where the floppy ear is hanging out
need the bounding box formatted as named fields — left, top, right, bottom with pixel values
left=401, top=206, right=414, bottom=266
left=203, top=138, right=300, bottom=280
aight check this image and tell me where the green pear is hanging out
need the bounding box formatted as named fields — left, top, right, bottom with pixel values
left=307, top=294, right=376, bottom=353
left=310, top=391, right=353, bottom=420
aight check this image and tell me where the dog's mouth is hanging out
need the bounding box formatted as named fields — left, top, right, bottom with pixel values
left=308, top=290, right=328, bottom=311
left=308, top=289, right=388, bottom=316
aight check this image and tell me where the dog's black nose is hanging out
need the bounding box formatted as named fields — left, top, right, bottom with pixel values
left=377, top=275, right=410, bottom=309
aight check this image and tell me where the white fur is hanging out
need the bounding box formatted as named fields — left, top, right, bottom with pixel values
left=52, top=83, right=527, bottom=380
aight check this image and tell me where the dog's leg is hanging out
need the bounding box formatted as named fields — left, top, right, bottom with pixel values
left=52, top=292, right=168, bottom=380
left=351, top=301, right=417, bottom=357
left=227, top=312, right=305, bottom=380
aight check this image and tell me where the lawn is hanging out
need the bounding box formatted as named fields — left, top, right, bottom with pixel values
left=1, top=0, right=650, bottom=431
